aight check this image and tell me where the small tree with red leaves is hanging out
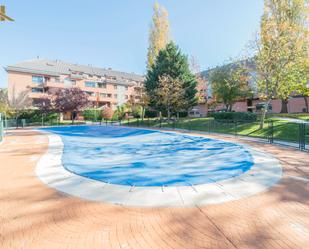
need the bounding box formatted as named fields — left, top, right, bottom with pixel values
left=53, top=87, right=90, bottom=123
left=102, top=106, right=113, bottom=120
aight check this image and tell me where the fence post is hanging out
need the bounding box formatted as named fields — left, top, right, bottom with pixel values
left=299, top=123, right=305, bottom=150
left=148, top=117, right=150, bottom=127
left=159, top=118, right=162, bottom=128
left=234, top=121, right=238, bottom=137
left=269, top=120, right=274, bottom=144
left=0, top=113, right=3, bottom=142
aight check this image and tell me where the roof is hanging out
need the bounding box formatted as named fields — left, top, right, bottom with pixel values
left=200, top=58, right=256, bottom=79
left=5, top=59, right=145, bottom=82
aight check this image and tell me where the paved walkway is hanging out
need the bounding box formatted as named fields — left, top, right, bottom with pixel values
left=273, top=117, right=309, bottom=124
left=0, top=130, right=308, bottom=249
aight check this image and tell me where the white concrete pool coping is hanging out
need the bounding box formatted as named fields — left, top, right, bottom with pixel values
left=35, top=128, right=282, bottom=207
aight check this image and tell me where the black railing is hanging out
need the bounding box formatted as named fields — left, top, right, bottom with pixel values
left=2, top=116, right=308, bottom=151
left=119, top=117, right=308, bottom=151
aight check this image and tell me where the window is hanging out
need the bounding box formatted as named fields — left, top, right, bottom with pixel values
left=125, top=95, right=128, bottom=99
left=98, top=83, right=106, bottom=88
left=31, top=88, right=44, bottom=93
left=100, top=93, right=107, bottom=98
left=114, top=85, right=117, bottom=89
left=85, top=91, right=95, bottom=96
left=125, top=86, right=128, bottom=90
left=107, top=94, right=112, bottom=98
left=85, top=81, right=96, bottom=88
left=32, top=75, right=44, bottom=83
left=53, top=77, right=60, bottom=83
left=114, top=94, right=117, bottom=98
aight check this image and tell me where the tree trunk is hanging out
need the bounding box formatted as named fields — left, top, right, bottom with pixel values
left=280, top=99, right=289, bottom=113
left=167, top=108, right=171, bottom=120
left=259, top=99, right=271, bottom=129
left=225, top=104, right=229, bottom=111
left=304, top=96, right=308, bottom=112
left=141, top=106, right=145, bottom=121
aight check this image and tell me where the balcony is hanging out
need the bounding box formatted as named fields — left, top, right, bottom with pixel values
left=28, top=92, right=49, bottom=99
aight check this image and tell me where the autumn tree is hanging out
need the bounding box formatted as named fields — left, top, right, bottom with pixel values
left=7, top=86, right=32, bottom=119
left=190, top=56, right=209, bottom=113
left=254, top=0, right=308, bottom=125
left=156, top=75, right=185, bottom=119
left=147, top=2, right=170, bottom=69
left=53, top=87, right=90, bottom=123
left=146, top=42, right=198, bottom=115
left=209, top=64, right=251, bottom=111
left=102, top=106, right=113, bottom=120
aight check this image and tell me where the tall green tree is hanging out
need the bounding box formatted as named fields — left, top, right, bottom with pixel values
left=147, top=2, right=170, bottom=69
left=145, top=42, right=198, bottom=114
left=156, top=75, right=185, bottom=119
left=209, top=64, right=251, bottom=111
left=255, top=0, right=308, bottom=125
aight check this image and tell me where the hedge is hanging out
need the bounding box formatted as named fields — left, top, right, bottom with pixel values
left=83, top=109, right=102, bottom=121
left=209, top=112, right=257, bottom=121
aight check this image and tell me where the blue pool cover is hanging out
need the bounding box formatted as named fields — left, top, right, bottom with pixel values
left=40, top=125, right=254, bottom=186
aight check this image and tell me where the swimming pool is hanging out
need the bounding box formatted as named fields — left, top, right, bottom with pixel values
left=36, top=125, right=282, bottom=206
left=40, top=125, right=254, bottom=187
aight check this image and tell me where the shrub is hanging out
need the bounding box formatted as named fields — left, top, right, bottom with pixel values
left=102, top=107, right=113, bottom=120
left=18, top=110, right=58, bottom=123
left=83, top=109, right=102, bottom=121
left=144, top=109, right=157, bottom=118
left=209, top=112, right=257, bottom=121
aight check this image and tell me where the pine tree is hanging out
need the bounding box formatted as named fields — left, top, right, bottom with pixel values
left=147, top=2, right=170, bottom=69
left=145, top=42, right=198, bottom=114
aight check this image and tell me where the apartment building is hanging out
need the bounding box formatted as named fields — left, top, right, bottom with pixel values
left=192, top=60, right=309, bottom=116
left=5, top=59, right=144, bottom=113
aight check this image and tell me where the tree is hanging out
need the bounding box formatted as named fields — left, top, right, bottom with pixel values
left=145, top=42, right=198, bottom=114
left=7, top=86, right=32, bottom=120
left=190, top=56, right=209, bottom=114
left=209, top=64, right=251, bottom=111
left=53, top=87, right=90, bottom=123
left=113, top=104, right=128, bottom=120
left=296, top=82, right=309, bottom=112
left=147, top=2, right=170, bottom=69
left=0, top=88, right=11, bottom=116
left=156, top=75, right=185, bottom=119
left=102, top=106, right=113, bottom=120
left=254, top=0, right=308, bottom=125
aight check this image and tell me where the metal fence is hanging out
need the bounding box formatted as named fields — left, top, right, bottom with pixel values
left=1, top=115, right=308, bottom=151
left=121, top=117, right=309, bottom=151
left=0, top=113, right=3, bottom=143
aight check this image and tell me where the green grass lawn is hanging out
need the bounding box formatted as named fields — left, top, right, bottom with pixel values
left=122, top=117, right=309, bottom=144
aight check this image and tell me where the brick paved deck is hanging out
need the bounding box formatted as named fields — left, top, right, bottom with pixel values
left=0, top=130, right=308, bottom=249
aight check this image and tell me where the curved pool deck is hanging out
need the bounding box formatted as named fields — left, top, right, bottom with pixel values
left=0, top=128, right=308, bottom=249
left=36, top=126, right=282, bottom=207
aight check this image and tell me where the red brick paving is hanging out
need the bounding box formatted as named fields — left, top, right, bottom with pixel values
left=0, top=130, right=308, bottom=249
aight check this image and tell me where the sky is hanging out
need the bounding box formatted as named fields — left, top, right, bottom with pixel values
left=0, top=0, right=263, bottom=87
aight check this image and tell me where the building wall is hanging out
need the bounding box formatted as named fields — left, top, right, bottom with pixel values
left=195, top=97, right=309, bottom=116
left=7, top=70, right=141, bottom=111
left=8, top=71, right=33, bottom=100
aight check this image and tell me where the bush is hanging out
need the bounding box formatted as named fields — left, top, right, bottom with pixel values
left=83, top=109, right=102, bottom=121
left=18, top=110, right=58, bottom=123
left=102, top=107, right=113, bottom=120
left=209, top=112, right=257, bottom=122
left=144, top=109, right=157, bottom=118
